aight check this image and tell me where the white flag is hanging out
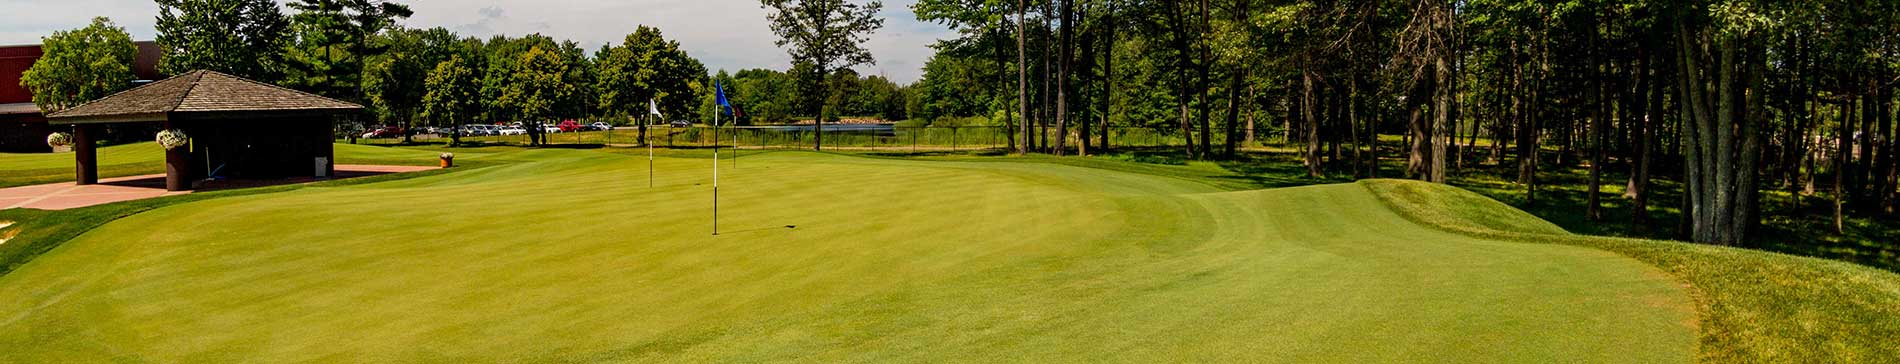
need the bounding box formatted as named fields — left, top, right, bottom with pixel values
left=648, top=99, right=661, bottom=117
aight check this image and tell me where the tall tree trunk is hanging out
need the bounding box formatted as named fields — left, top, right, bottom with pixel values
left=814, top=66, right=827, bottom=151
left=1303, top=68, right=1321, bottom=177
left=1837, top=97, right=1854, bottom=232
left=1017, top=0, right=1031, bottom=155
left=1195, top=0, right=1213, bottom=160
left=1408, top=88, right=1429, bottom=179
left=1076, top=6, right=1092, bottom=156
left=1633, top=50, right=1658, bottom=225
left=1224, top=68, right=1243, bottom=159
left=1054, top=0, right=1072, bottom=156
left=1165, top=0, right=1197, bottom=158
left=1677, top=22, right=1762, bottom=246
left=1430, top=50, right=1450, bottom=183
left=1099, top=5, right=1114, bottom=153
left=996, top=26, right=1016, bottom=152
left=1587, top=29, right=1606, bottom=221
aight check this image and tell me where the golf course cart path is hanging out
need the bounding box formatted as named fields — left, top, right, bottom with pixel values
left=0, top=150, right=1696, bottom=363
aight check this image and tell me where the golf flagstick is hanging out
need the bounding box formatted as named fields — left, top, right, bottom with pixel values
left=648, top=100, right=659, bottom=188
left=712, top=103, right=720, bottom=236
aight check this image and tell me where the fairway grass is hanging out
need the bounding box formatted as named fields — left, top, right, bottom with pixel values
left=0, top=149, right=1697, bottom=362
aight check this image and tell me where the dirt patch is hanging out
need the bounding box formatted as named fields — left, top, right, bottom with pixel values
left=0, top=221, right=14, bottom=246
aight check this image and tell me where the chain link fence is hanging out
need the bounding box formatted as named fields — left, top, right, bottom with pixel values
left=344, top=125, right=1284, bottom=151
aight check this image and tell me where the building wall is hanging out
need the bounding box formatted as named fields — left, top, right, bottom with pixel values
left=0, top=45, right=45, bottom=104
left=0, top=41, right=161, bottom=153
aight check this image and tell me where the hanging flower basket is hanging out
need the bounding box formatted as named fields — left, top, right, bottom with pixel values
left=46, top=132, right=73, bottom=148
left=156, top=129, right=189, bottom=150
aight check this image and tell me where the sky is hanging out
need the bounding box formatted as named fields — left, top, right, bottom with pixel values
left=0, top=0, right=956, bottom=83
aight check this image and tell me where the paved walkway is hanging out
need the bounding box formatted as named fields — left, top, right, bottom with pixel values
left=0, top=165, right=436, bottom=211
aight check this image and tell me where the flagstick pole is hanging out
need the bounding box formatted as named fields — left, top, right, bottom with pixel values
left=713, top=106, right=720, bottom=236
left=647, top=114, right=653, bottom=188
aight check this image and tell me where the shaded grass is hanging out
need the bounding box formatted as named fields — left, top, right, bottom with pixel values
left=1362, top=179, right=1900, bottom=363
left=0, top=143, right=456, bottom=188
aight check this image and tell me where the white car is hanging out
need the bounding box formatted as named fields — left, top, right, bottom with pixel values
left=588, top=122, right=613, bottom=131
left=461, top=125, right=492, bottom=136
left=541, top=123, right=561, bottom=134
left=499, top=126, right=527, bottom=135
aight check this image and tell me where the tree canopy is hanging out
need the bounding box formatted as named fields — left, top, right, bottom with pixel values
left=19, top=17, right=138, bottom=113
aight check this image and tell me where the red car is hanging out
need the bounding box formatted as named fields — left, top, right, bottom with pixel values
left=361, top=126, right=404, bottom=139
left=558, top=120, right=582, bottom=132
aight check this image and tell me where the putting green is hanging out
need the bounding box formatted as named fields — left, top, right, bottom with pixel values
left=0, top=150, right=1694, bottom=362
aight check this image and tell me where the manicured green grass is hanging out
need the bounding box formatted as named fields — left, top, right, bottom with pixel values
left=0, top=149, right=1696, bottom=362
left=0, top=143, right=458, bottom=188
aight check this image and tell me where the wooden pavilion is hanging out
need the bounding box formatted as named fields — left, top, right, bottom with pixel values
left=45, top=70, right=361, bottom=191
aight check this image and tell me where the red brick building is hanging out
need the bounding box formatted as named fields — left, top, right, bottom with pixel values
left=0, top=41, right=161, bottom=152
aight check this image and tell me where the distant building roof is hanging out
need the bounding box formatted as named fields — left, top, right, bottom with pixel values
left=47, top=70, right=361, bottom=124
left=0, top=102, right=38, bottom=115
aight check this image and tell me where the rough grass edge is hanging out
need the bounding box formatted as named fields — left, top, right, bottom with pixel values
left=1358, top=178, right=1900, bottom=363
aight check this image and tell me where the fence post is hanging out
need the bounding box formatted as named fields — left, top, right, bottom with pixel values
left=952, top=127, right=959, bottom=151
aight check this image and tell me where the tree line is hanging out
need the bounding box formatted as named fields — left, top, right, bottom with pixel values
left=910, top=0, right=1900, bottom=247
left=24, top=0, right=914, bottom=148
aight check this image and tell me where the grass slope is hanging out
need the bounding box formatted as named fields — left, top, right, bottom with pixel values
left=1363, top=179, right=1900, bottom=362
left=0, top=143, right=452, bottom=188
left=0, top=150, right=1693, bottom=362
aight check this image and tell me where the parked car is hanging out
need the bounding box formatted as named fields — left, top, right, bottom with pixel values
left=587, top=122, right=613, bottom=131
left=558, top=120, right=582, bottom=132
left=542, top=122, right=563, bottom=134
left=498, top=125, right=527, bottom=135
left=361, top=126, right=403, bottom=139
left=669, top=120, right=692, bottom=128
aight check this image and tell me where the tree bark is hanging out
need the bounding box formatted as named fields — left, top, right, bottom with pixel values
left=1017, top=0, right=1030, bottom=155
left=1054, top=0, right=1072, bottom=156
left=1676, top=22, right=1762, bottom=245
left=1302, top=68, right=1321, bottom=177
left=1099, top=4, right=1114, bottom=153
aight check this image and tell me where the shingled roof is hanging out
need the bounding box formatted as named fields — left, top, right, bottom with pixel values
left=46, top=70, right=361, bottom=124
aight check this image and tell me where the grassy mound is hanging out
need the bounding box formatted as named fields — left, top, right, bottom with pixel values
left=1360, top=178, right=1900, bottom=363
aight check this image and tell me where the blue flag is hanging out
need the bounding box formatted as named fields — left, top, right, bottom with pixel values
left=714, top=80, right=731, bottom=116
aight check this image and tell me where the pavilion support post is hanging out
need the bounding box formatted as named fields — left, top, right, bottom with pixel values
left=73, top=124, right=98, bottom=185
left=164, top=141, right=189, bottom=191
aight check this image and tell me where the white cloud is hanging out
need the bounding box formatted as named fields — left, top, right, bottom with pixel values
left=0, top=0, right=954, bottom=83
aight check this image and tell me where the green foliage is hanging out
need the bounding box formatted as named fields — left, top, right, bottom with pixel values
left=284, top=0, right=414, bottom=101
left=479, top=35, right=595, bottom=123
left=421, top=55, right=481, bottom=128
left=497, top=46, right=572, bottom=123
left=595, top=26, right=705, bottom=122
left=154, top=0, right=293, bottom=81
left=361, top=27, right=461, bottom=129
left=19, top=17, right=138, bottom=113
